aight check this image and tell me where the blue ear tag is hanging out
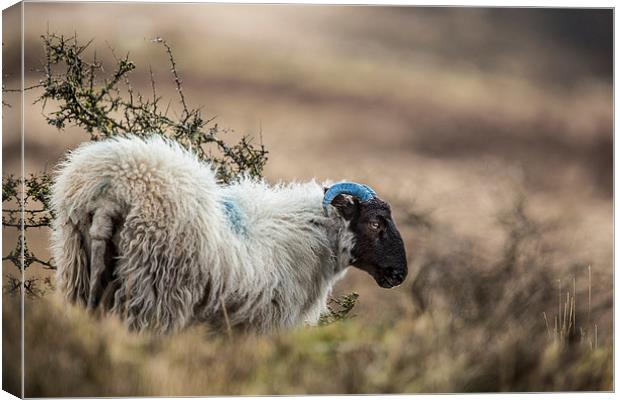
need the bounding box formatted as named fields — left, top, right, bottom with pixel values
left=222, top=199, right=246, bottom=235
left=322, top=181, right=377, bottom=215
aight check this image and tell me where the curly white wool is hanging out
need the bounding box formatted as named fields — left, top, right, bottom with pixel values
left=50, top=135, right=353, bottom=333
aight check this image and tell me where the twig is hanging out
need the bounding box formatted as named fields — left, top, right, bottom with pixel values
left=153, top=37, right=189, bottom=117
left=219, top=296, right=232, bottom=339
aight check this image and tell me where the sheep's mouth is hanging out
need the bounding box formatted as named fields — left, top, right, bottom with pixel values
left=373, top=269, right=406, bottom=289
left=375, top=275, right=403, bottom=288
left=354, top=262, right=407, bottom=288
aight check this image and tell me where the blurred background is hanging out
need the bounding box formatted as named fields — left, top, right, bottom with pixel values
left=3, top=3, right=613, bottom=395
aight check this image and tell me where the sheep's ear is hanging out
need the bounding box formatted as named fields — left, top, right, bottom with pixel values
left=331, top=194, right=359, bottom=221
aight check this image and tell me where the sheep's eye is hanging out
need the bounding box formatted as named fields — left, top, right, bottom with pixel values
left=369, top=221, right=380, bottom=230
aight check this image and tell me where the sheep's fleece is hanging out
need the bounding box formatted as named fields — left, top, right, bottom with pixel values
left=50, top=135, right=355, bottom=333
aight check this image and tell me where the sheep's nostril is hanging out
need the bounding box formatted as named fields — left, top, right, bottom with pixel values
left=393, top=270, right=406, bottom=282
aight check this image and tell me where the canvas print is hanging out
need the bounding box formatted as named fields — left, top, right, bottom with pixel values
left=2, top=2, right=613, bottom=396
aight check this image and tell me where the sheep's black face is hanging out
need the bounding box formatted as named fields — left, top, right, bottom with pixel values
left=331, top=195, right=408, bottom=288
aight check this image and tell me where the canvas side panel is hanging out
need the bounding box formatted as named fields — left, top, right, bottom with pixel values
left=2, top=2, right=24, bottom=398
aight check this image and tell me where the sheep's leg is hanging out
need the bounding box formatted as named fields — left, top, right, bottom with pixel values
left=87, top=201, right=119, bottom=311
left=87, top=240, right=107, bottom=310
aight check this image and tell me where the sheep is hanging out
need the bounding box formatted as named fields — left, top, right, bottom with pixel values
left=50, top=134, right=408, bottom=334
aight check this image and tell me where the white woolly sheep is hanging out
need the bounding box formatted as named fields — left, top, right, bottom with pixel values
left=50, top=135, right=407, bottom=334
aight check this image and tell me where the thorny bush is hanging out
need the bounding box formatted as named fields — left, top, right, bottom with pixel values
left=2, top=33, right=268, bottom=295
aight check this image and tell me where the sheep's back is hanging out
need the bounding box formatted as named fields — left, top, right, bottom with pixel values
left=51, top=135, right=230, bottom=332
left=52, top=135, right=220, bottom=226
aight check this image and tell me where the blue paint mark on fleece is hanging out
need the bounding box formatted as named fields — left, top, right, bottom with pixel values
left=222, top=199, right=246, bottom=235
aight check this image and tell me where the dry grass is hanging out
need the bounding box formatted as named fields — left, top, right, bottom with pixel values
left=3, top=198, right=613, bottom=396
left=3, top=297, right=613, bottom=395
